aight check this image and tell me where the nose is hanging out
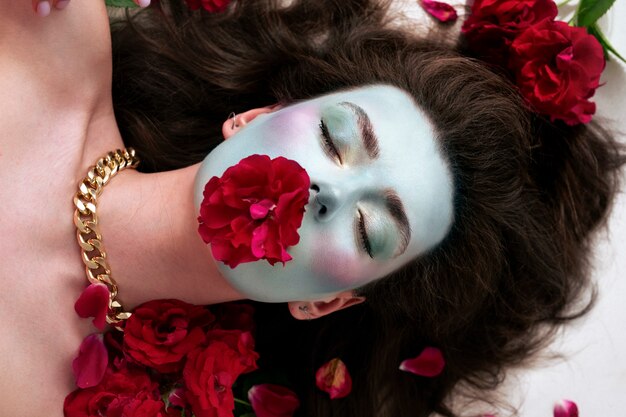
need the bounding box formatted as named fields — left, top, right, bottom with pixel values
left=310, top=181, right=343, bottom=222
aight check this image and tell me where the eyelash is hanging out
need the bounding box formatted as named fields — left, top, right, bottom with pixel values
left=319, top=120, right=343, bottom=164
left=357, top=209, right=374, bottom=259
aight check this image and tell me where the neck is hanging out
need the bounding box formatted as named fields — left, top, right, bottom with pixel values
left=94, top=160, right=245, bottom=309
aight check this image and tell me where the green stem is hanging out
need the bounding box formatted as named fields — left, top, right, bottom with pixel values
left=557, top=0, right=573, bottom=6
left=234, top=398, right=252, bottom=407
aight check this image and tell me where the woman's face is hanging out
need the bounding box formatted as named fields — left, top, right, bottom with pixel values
left=194, top=84, right=454, bottom=302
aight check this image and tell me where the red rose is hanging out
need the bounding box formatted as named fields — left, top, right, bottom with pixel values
left=206, top=329, right=259, bottom=374
left=248, top=384, right=300, bottom=417
left=183, top=342, right=248, bottom=417
left=462, top=0, right=557, bottom=64
left=123, top=299, right=215, bottom=373
left=198, top=154, right=310, bottom=268
left=64, top=366, right=166, bottom=417
left=509, top=20, right=605, bottom=125
left=184, top=0, right=230, bottom=13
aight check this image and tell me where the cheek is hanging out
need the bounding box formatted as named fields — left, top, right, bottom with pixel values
left=309, top=235, right=373, bottom=290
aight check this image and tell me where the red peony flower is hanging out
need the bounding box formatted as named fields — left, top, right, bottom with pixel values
left=184, top=0, right=230, bottom=13
left=462, top=0, right=558, bottom=64
left=315, top=358, right=352, bottom=399
left=420, top=0, right=457, bottom=23
left=248, top=384, right=300, bottom=417
left=123, top=299, right=215, bottom=373
left=64, top=365, right=166, bottom=417
left=183, top=342, right=251, bottom=417
left=198, top=154, right=310, bottom=268
left=72, top=333, right=109, bottom=389
left=554, top=399, right=579, bottom=417
left=509, top=20, right=605, bottom=125
left=399, top=346, right=445, bottom=377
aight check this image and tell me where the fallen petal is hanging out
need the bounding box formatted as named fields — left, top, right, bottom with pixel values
left=72, top=333, right=108, bottom=388
left=315, top=358, right=352, bottom=399
left=249, top=384, right=300, bottom=417
left=420, top=0, right=458, bottom=23
left=74, top=283, right=110, bottom=330
left=554, top=399, right=579, bottom=417
left=399, top=346, right=445, bottom=377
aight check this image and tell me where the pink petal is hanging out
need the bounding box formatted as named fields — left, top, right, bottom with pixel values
left=250, top=199, right=275, bottom=220
left=74, top=283, right=110, bottom=330
left=420, top=0, right=458, bottom=23
left=399, top=346, right=445, bottom=377
left=315, top=358, right=352, bottom=399
left=72, top=333, right=108, bottom=388
left=554, top=399, right=579, bottom=417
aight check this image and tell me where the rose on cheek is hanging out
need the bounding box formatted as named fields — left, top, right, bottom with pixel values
left=462, top=0, right=558, bottom=64
left=509, top=20, right=605, bottom=125
left=123, top=299, right=215, bottom=373
left=198, top=154, right=310, bottom=268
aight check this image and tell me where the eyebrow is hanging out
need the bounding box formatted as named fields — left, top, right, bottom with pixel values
left=383, top=189, right=411, bottom=257
left=339, top=102, right=380, bottom=159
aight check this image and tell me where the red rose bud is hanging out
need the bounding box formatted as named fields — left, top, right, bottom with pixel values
left=72, top=333, right=108, bottom=389
left=123, top=299, right=215, bottom=373
left=461, top=0, right=557, bottom=65
left=248, top=384, right=301, bottom=417
left=315, top=358, right=352, bottom=399
left=198, top=154, right=310, bottom=268
left=554, top=399, right=579, bottom=417
left=74, top=283, right=110, bottom=330
left=509, top=20, right=604, bottom=125
left=399, top=346, right=445, bottom=377
left=420, top=0, right=458, bottom=23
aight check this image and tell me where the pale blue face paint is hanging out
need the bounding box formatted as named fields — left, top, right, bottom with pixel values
left=194, top=85, right=454, bottom=302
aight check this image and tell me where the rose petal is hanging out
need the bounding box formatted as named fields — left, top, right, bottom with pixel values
left=315, top=358, right=352, bottom=399
left=72, top=333, right=108, bottom=388
left=554, top=399, right=579, bottom=417
left=249, top=384, right=300, bottom=417
left=399, top=346, right=445, bottom=377
left=420, top=0, right=458, bottom=23
left=74, top=283, right=110, bottom=330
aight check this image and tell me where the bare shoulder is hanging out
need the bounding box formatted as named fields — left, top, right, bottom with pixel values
left=0, top=1, right=113, bottom=111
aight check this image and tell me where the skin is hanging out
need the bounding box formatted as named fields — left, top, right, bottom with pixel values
left=196, top=86, right=455, bottom=303
left=0, top=2, right=451, bottom=415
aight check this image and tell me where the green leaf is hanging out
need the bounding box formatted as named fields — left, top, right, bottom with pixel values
left=105, top=0, right=139, bottom=8
left=588, top=23, right=626, bottom=64
left=238, top=414, right=256, bottom=417
left=576, top=0, right=615, bottom=27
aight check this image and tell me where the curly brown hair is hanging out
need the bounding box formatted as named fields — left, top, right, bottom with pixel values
left=110, top=1, right=625, bottom=416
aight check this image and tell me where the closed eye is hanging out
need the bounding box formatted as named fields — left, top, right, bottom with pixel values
left=356, top=209, right=373, bottom=258
left=319, top=120, right=343, bottom=164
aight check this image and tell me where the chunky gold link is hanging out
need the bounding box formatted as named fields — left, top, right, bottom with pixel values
left=73, top=148, right=140, bottom=328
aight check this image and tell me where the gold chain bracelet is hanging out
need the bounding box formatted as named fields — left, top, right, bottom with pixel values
left=73, top=148, right=140, bottom=327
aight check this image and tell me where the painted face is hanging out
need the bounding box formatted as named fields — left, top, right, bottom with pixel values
left=194, top=84, right=454, bottom=302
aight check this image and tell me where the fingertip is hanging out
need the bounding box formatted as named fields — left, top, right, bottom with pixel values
left=36, top=1, right=51, bottom=17
left=135, top=0, right=151, bottom=7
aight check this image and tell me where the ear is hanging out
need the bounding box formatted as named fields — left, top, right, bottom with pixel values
left=288, top=291, right=366, bottom=320
left=222, top=105, right=281, bottom=140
